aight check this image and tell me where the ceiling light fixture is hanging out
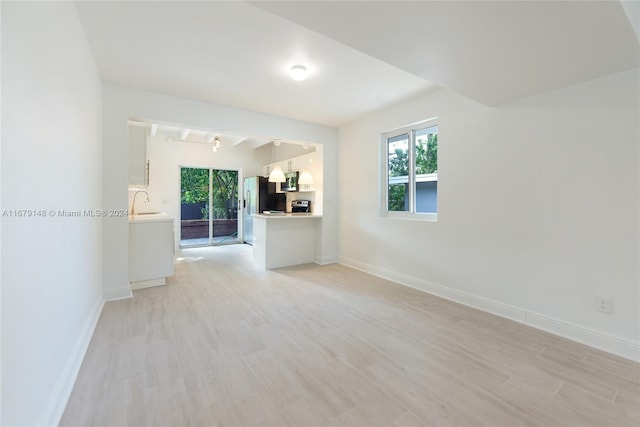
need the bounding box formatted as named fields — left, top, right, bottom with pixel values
left=298, top=170, right=314, bottom=192
left=268, top=140, right=286, bottom=183
left=212, top=136, right=221, bottom=152
left=289, top=65, right=308, bottom=81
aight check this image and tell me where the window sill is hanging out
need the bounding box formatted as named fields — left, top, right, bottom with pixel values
left=383, top=212, right=437, bottom=222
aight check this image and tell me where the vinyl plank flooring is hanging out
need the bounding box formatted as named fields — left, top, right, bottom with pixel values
left=124, top=374, right=147, bottom=426
left=282, top=395, right=332, bottom=426
left=61, top=244, right=640, bottom=427
left=230, top=390, right=288, bottom=426
left=144, top=378, right=193, bottom=427
left=243, top=349, right=308, bottom=408
left=287, top=357, right=357, bottom=419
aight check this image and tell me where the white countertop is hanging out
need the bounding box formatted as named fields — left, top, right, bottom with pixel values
left=129, top=212, right=174, bottom=223
left=253, top=213, right=322, bottom=219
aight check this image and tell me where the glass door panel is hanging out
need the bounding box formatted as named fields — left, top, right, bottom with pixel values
left=180, top=167, right=239, bottom=247
left=211, top=169, right=239, bottom=244
left=180, top=167, right=211, bottom=247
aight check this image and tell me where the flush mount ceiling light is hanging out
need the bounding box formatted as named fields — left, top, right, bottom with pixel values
left=289, top=65, right=308, bottom=81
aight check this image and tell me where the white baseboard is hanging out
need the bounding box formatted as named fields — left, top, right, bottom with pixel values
left=525, top=311, right=639, bottom=362
left=315, top=254, right=339, bottom=265
left=131, top=277, right=166, bottom=290
left=339, top=256, right=640, bottom=362
left=103, top=284, right=133, bottom=301
left=41, top=297, right=105, bottom=426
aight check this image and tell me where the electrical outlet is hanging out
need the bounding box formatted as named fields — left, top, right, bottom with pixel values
left=594, top=296, right=613, bottom=314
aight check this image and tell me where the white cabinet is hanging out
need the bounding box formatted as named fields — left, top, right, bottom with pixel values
left=253, top=215, right=321, bottom=269
left=296, top=153, right=312, bottom=172
left=128, top=124, right=148, bottom=188
left=284, top=158, right=297, bottom=172
left=263, top=157, right=299, bottom=176
left=262, top=156, right=307, bottom=177
left=129, top=216, right=174, bottom=289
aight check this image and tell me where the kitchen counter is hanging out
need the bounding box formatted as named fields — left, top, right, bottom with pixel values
left=253, top=213, right=322, bottom=219
left=252, top=214, right=321, bottom=269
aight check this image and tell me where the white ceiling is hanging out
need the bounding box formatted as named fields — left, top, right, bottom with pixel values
left=76, top=1, right=639, bottom=128
left=254, top=0, right=640, bottom=106
left=74, top=1, right=434, bottom=128
left=130, top=120, right=316, bottom=152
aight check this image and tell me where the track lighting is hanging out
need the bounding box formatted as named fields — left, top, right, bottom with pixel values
left=211, top=136, right=221, bottom=152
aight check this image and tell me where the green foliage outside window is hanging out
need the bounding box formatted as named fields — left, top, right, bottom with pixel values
left=210, top=170, right=238, bottom=220
left=388, top=146, right=408, bottom=177
left=181, top=168, right=209, bottom=204
left=181, top=168, right=238, bottom=220
left=416, top=133, right=437, bottom=175
left=388, top=184, right=406, bottom=211
left=387, top=132, right=437, bottom=211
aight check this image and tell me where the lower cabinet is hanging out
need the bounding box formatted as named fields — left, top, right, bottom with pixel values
left=129, top=219, right=175, bottom=289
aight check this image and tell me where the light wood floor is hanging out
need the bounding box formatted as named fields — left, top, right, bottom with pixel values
left=61, top=245, right=639, bottom=426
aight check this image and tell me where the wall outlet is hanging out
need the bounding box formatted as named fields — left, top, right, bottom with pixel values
left=594, top=296, right=613, bottom=314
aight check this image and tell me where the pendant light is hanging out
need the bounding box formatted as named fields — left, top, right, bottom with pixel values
left=298, top=170, right=314, bottom=191
left=268, top=140, right=286, bottom=183
left=298, top=154, right=314, bottom=191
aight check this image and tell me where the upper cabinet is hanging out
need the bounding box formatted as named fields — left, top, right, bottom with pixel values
left=284, top=158, right=298, bottom=173
left=261, top=151, right=320, bottom=192
left=261, top=159, right=297, bottom=177
left=128, top=124, right=148, bottom=188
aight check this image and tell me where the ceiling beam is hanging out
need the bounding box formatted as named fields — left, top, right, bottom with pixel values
left=232, top=137, right=248, bottom=146
left=249, top=139, right=273, bottom=149
left=179, top=129, right=191, bottom=141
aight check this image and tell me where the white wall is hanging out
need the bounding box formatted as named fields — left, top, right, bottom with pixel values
left=338, top=69, right=640, bottom=360
left=141, top=131, right=264, bottom=247
left=1, top=2, right=104, bottom=425
left=103, top=84, right=339, bottom=299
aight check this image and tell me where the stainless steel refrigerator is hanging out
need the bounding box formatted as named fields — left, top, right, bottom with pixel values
left=243, top=176, right=286, bottom=245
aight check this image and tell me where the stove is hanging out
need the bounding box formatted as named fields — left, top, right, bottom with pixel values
left=291, top=200, right=311, bottom=213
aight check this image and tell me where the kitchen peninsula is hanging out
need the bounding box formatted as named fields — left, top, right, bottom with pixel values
left=252, top=213, right=322, bottom=269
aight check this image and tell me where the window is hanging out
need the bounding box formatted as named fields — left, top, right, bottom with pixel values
left=382, top=119, right=438, bottom=219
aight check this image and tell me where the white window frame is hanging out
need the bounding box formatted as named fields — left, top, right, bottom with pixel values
left=380, top=118, right=438, bottom=221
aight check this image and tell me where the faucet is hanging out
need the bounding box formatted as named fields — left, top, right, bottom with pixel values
left=131, top=190, right=149, bottom=215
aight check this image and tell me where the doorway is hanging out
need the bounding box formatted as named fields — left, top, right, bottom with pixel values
left=180, top=167, right=239, bottom=247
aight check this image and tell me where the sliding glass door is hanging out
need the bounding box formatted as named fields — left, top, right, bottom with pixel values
left=180, top=167, right=239, bottom=247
